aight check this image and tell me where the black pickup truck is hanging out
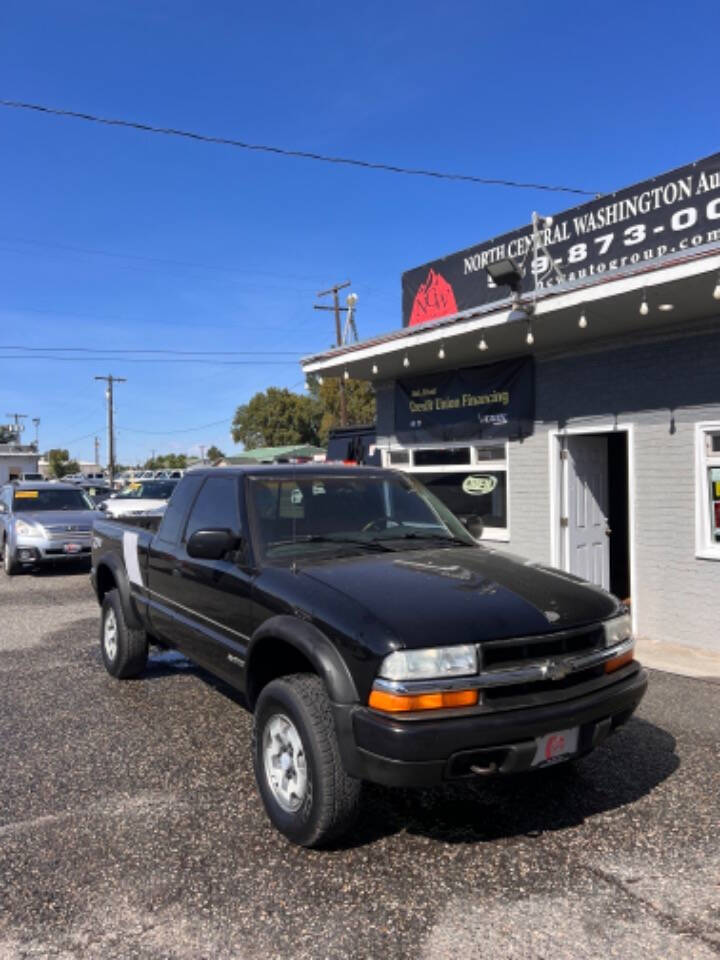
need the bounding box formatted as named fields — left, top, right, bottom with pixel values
left=91, top=465, right=647, bottom=847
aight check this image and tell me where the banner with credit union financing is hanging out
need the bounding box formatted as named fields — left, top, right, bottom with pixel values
left=394, top=357, right=534, bottom=443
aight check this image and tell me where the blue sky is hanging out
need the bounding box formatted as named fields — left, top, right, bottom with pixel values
left=1, top=0, right=719, bottom=464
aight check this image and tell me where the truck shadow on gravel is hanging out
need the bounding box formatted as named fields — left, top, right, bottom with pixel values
left=345, top=718, right=679, bottom=848
left=22, top=560, right=92, bottom=578
left=140, top=654, right=678, bottom=849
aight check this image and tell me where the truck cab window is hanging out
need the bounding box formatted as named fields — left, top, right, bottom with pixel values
left=156, top=475, right=204, bottom=545
left=184, top=476, right=241, bottom=542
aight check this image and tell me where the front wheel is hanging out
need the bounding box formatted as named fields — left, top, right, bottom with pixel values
left=252, top=674, right=361, bottom=847
left=3, top=540, right=19, bottom=576
left=100, top=589, right=148, bottom=679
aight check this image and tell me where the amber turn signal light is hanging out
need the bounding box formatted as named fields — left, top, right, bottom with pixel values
left=605, top=649, right=634, bottom=673
left=368, top=688, right=478, bottom=713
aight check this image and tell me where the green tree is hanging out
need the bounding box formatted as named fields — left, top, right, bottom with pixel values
left=206, top=445, right=225, bottom=462
left=143, top=453, right=188, bottom=470
left=307, top=376, right=376, bottom=446
left=47, top=448, right=80, bottom=478
left=231, top=387, right=321, bottom=448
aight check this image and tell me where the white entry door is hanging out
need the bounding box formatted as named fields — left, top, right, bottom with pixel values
left=563, top=435, right=610, bottom=590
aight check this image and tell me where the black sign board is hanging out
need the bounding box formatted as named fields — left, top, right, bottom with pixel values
left=402, top=152, right=720, bottom=326
left=394, top=357, right=534, bottom=443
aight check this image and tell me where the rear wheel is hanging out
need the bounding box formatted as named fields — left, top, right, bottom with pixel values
left=252, top=674, right=361, bottom=847
left=3, top=540, right=19, bottom=576
left=100, top=589, right=148, bottom=679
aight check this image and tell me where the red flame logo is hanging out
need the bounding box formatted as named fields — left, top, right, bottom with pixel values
left=409, top=268, right=458, bottom=326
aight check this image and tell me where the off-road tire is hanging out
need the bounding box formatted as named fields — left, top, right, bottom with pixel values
left=252, top=673, right=361, bottom=847
left=100, top=588, right=148, bottom=679
left=2, top=539, right=19, bottom=576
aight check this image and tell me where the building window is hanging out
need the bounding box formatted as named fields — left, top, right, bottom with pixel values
left=695, top=424, right=720, bottom=559
left=381, top=442, right=509, bottom=541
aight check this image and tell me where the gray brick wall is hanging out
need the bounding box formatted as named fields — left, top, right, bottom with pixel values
left=509, top=329, right=720, bottom=653
left=375, top=327, right=720, bottom=653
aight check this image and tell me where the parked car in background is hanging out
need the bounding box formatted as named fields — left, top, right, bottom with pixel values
left=99, top=478, right=178, bottom=518
left=19, top=472, right=44, bottom=482
left=1, top=481, right=100, bottom=574
left=75, top=480, right=113, bottom=507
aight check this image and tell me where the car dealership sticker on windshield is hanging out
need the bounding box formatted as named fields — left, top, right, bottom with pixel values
left=122, top=531, right=144, bottom=587
left=15, top=490, right=39, bottom=498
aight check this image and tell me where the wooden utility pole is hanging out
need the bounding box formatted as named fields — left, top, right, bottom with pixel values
left=314, top=280, right=351, bottom=426
left=5, top=413, right=27, bottom=439
left=94, top=375, right=126, bottom=487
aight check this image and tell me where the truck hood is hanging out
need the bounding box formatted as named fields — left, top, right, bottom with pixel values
left=299, top=545, right=618, bottom=646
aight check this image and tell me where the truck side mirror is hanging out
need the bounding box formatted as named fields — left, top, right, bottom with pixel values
left=186, top=528, right=239, bottom=560
left=463, top=514, right=484, bottom=540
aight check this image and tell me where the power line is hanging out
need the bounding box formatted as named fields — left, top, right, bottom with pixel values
left=0, top=99, right=598, bottom=196
left=116, top=418, right=231, bottom=436
left=0, top=234, right=329, bottom=283
left=57, top=427, right=107, bottom=448
left=1, top=344, right=304, bottom=356
left=0, top=354, right=299, bottom=366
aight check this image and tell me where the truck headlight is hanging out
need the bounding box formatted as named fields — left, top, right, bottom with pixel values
left=378, top=644, right=478, bottom=681
left=603, top=613, right=632, bottom=648
left=15, top=520, right=41, bottom=537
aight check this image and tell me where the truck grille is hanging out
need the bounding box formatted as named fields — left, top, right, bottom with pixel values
left=478, top=625, right=608, bottom=710
left=481, top=624, right=604, bottom=670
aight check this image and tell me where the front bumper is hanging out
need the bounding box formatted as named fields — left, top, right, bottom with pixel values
left=13, top=536, right=92, bottom=565
left=333, top=665, right=648, bottom=787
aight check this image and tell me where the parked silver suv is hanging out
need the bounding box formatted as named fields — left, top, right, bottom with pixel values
left=0, top=481, right=100, bottom=575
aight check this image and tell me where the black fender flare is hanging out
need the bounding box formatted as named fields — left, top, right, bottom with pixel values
left=94, top=552, right=144, bottom=631
left=245, top=615, right=359, bottom=707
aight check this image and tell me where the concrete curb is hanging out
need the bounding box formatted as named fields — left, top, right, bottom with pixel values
left=635, top=637, right=720, bottom=680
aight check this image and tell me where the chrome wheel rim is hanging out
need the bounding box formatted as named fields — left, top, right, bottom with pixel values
left=103, top=607, right=118, bottom=662
left=262, top=713, right=308, bottom=813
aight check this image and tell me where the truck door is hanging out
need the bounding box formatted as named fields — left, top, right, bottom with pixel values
left=145, top=474, right=204, bottom=648
left=170, top=475, right=254, bottom=676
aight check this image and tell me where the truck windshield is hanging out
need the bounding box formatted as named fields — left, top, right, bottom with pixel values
left=248, top=473, right=475, bottom=560
left=13, top=489, right=93, bottom=511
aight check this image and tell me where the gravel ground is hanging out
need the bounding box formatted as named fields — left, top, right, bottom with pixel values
left=0, top=566, right=718, bottom=960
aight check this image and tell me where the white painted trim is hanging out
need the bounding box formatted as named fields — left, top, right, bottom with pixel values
left=302, top=249, right=720, bottom=372
left=694, top=421, right=720, bottom=560
left=548, top=423, right=637, bottom=635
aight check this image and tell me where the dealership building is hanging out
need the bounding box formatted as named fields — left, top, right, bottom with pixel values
left=303, top=153, right=720, bottom=659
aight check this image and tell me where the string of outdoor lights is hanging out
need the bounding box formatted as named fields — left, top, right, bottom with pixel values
left=316, top=259, right=720, bottom=384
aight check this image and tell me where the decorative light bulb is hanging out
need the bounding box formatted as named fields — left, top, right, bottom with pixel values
left=713, top=275, right=720, bottom=301
left=526, top=329, right=535, bottom=346
left=403, top=355, right=410, bottom=368
left=478, top=336, right=488, bottom=351
left=578, top=310, right=588, bottom=329
left=371, top=363, right=378, bottom=375
left=639, top=294, right=649, bottom=316
left=317, top=375, right=323, bottom=385
left=343, top=369, right=350, bottom=380
left=438, top=344, right=445, bottom=360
